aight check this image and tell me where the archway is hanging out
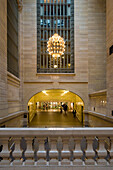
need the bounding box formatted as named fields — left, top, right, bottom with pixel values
left=28, top=89, right=84, bottom=127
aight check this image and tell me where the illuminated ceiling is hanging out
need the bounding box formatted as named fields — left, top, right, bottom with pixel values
left=28, top=89, right=84, bottom=105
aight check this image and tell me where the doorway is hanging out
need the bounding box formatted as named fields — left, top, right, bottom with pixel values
left=28, top=89, right=84, bottom=127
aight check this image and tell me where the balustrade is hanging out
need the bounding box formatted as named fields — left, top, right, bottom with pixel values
left=0, top=128, right=113, bottom=167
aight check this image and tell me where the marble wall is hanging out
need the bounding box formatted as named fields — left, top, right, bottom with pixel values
left=106, top=0, right=113, bottom=117
left=0, top=0, right=109, bottom=120
left=0, top=0, right=8, bottom=117
left=88, top=0, right=106, bottom=93
left=89, top=94, right=107, bottom=114
left=21, top=0, right=106, bottom=114
left=0, top=0, right=24, bottom=119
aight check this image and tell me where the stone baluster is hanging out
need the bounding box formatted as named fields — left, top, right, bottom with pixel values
left=73, top=137, right=83, bottom=165
left=8, top=137, right=15, bottom=165
left=20, top=137, right=27, bottom=165
left=13, top=137, right=21, bottom=165
left=25, top=137, right=34, bottom=165
left=37, top=138, right=46, bottom=165
left=57, top=137, right=63, bottom=166
left=93, top=137, right=99, bottom=165
left=32, top=137, right=39, bottom=165
left=110, top=137, right=113, bottom=155
left=0, top=129, right=112, bottom=167
left=81, top=137, right=87, bottom=165
left=49, top=137, right=58, bottom=165
left=97, top=137, right=107, bottom=165
left=68, top=137, right=75, bottom=165
left=85, top=136, right=95, bottom=165
left=61, top=137, right=70, bottom=165
left=0, top=137, right=9, bottom=165
left=104, top=137, right=111, bottom=165
left=0, top=140, right=3, bottom=162
left=110, top=137, right=113, bottom=165
left=44, top=137, right=50, bottom=165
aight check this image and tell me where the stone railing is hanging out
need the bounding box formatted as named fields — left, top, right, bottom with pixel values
left=84, top=110, right=113, bottom=127
left=0, top=128, right=113, bottom=168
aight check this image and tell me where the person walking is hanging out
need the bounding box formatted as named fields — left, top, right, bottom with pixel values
left=73, top=109, right=76, bottom=118
left=60, top=105, right=62, bottom=113
left=64, top=104, right=68, bottom=114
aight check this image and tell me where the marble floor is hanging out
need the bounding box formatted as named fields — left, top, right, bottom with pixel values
left=29, top=110, right=113, bottom=128
left=29, top=110, right=83, bottom=127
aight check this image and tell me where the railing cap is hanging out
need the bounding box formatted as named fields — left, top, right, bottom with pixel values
left=0, top=128, right=113, bottom=137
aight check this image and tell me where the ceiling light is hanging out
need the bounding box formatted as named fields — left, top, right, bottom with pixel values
left=61, top=90, right=69, bottom=96
left=42, top=90, right=48, bottom=95
left=28, top=102, right=32, bottom=105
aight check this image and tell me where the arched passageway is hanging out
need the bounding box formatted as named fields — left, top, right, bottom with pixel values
left=28, top=89, right=84, bottom=127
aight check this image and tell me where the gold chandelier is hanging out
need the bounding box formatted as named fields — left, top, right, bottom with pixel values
left=47, top=33, right=65, bottom=58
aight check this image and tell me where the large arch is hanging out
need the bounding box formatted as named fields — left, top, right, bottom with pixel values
left=28, top=88, right=85, bottom=104
left=24, top=85, right=88, bottom=108
left=27, top=89, right=85, bottom=127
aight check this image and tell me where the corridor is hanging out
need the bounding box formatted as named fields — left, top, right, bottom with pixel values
left=29, top=110, right=83, bottom=127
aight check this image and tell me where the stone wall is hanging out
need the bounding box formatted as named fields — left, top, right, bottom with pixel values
left=0, top=0, right=24, bottom=119
left=88, top=0, right=106, bottom=93
left=21, top=0, right=89, bottom=110
left=7, top=72, right=22, bottom=114
left=0, top=114, right=24, bottom=127
left=0, top=0, right=109, bottom=123
left=106, top=0, right=113, bottom=117
left=89, top=90, right=107, bottom=114
left=21, top=0, right=106, bottom=113
left=0, top=0, right=8, bottom=117
left=0, top=0, right=107, bottom=119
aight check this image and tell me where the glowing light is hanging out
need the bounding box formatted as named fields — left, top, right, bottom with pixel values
left=76, top=102, right=83, bottom=105
left=68, top=63, right=71, bottom=67
left=42, top=90, right=48, bottom=95
left=61, top=90, right=69, bottom=96
left=28, top=102, right=32, bottom=105
left=47, top=33, right=65, bottom=58
left=64, top=90, right=69, bottom=94
left=54, top=65, right=57, bottom=68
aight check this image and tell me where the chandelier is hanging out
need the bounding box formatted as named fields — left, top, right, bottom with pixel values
left=47, top=33, right=65, bottom=58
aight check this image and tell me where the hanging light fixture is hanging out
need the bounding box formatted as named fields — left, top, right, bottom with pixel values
left=47, top=33, right=65, bottom=58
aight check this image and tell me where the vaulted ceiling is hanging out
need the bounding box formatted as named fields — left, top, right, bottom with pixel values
left=28, top=89, right=84, bottom=105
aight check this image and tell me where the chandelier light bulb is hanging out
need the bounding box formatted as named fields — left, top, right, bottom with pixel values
left=47, top=33, right=65, bottom=58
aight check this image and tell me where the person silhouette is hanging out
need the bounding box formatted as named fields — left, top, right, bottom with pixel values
left=64, top=104, right=68, bottom=114
left=73, top=109, right=76, bottom=118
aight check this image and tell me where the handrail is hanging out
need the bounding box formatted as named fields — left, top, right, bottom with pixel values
left=0, top=127, right=113, bottom=136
